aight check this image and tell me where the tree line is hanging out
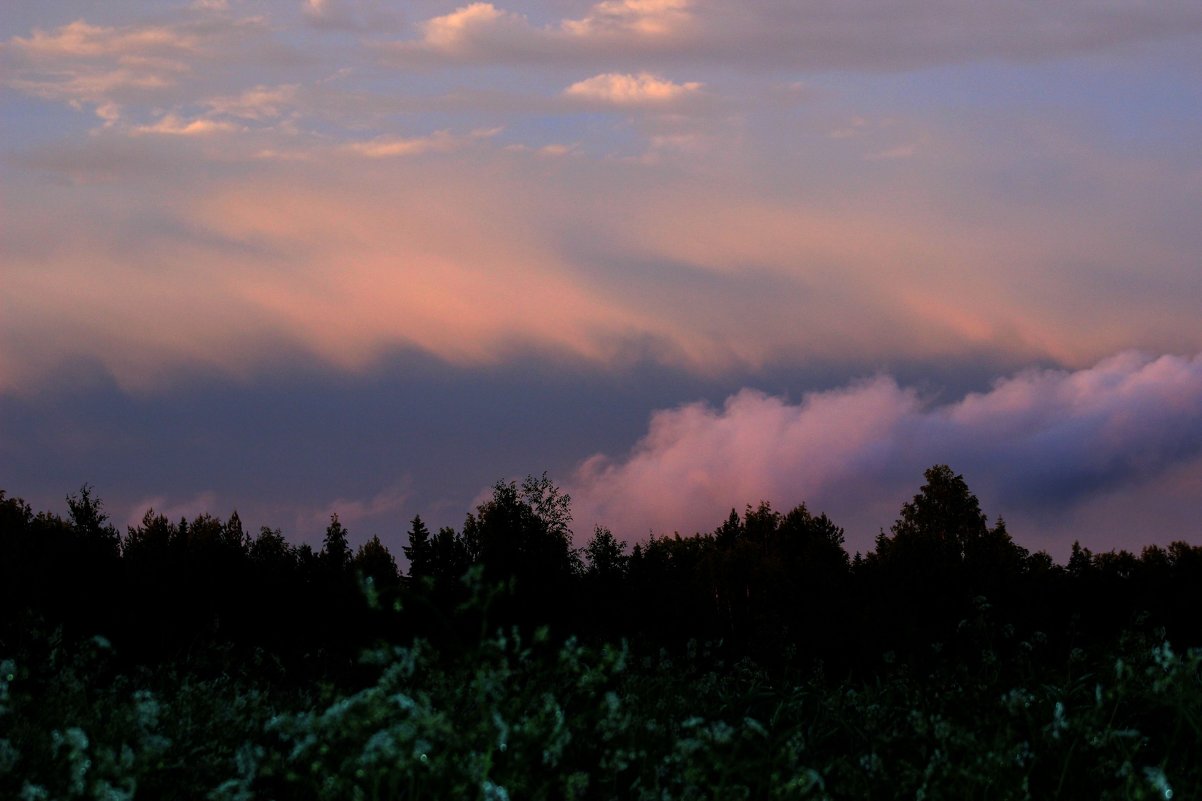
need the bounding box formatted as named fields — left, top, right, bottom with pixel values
left=3, top=465, right=1202, bottom=679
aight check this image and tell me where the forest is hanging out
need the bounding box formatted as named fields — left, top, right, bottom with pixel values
left=1, top=465, right=1200, bottom=799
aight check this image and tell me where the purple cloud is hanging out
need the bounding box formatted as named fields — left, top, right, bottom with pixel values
left=569, top=352, right=1202, bottom=556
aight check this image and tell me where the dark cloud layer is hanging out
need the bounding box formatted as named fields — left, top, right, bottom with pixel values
left=0, top=349, right=740, bottom=547
left=0, top=345, right=1025, bottom=544
left=5, top=350, right=1199, bottom=562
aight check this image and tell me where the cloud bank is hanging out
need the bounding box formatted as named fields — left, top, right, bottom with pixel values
left=569, top=352, right=1202, bottom=556
left=5, top=125, right=1200, bottom=394
left=4, top=1, right=1201, bottom=395
left=384, top=0, right=1202, bottom=69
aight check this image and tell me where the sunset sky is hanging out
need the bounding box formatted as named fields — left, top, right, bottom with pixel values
left=3, top=0, right=1202, bottom=559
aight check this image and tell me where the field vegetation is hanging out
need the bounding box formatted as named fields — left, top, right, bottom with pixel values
left=2, top=467, right=1200, bottom=799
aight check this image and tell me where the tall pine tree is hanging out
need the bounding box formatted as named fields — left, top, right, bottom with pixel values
left=403, top=515, right=433, bottom=578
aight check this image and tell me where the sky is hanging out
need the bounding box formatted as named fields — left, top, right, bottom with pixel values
left=3, top=0, right=1202, bottom=561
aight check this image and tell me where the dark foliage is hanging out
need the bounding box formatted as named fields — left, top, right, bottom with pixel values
left=2, top=468, right=1202, bottom=799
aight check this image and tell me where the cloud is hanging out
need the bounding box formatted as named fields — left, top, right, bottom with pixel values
left=564, top=72, right=702, bottom=105
left=386, top=0, right=696, bottom=64
left=1, top=142, right=675, bottom=393
left=303, top=0, right=398, bottom=31
left=422, top=3, right=509, bottom=48
left=700, top=1, right=1202, bottom=70
left=125, top=490, right=220, bottom=528
left=405, top=2, right=549, bottom=59
left=118, top=482, right=409, bottom=547
left=6, top=19, right=200, bottom=60
left=133, top=113, right=241, bottom=136
left=383, top=0, right=1202, bottom=69
left=4, top=3, right=1202, bottom=401
left=204, top=83, right=300, bottom=120
left=5, top=106, right=1202, bottom=397
left=7, top=68, right=176, bottom=114
left=560, top=0, right=694, bottom=38
left=296, top=482, right=412, bottom=536
left=4, top=1, right=1199, bottom=566
left=567, top=352, right=1202, bottom=555
left=3, top=19, right=200, bottom=110
left=2, top=13, right=279, bottom=113
left=864, top=143, right=919, bottom=161
left=342, top=127, right=500, bottom=158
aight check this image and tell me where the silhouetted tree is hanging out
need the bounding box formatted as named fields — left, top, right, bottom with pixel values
left=863, top=466, right=1020, bottom=662
left=250, top=526, right=293, bottom=569
left=66, top=484, right=120, bottom=556
left=430, top=526, right=469, bottom=581
left=355, top=535, right=399, bottom=588
left=462, top=476, right=576, bottom=586
left=404, top=515, right=434, bottom=578
left=583, top=526, right=627, bottom=581
left=9, top=472, right=1202, bottom=693
left=123, top=509, right=177, bottom=562
left=744, top=501, right=781, bottom=548
left=224, top=511, right=249, bottom=552
left=876, top=464, right=988, bottom=566
left=521, top=472, right=573, bottom=544
left=322, top=514, right=351, bottom=572
left=777, top=503, right=848, bottom=570
left=714, top=508, right=743, bottom=548
left=1067, top=540, right=1094, bottom=579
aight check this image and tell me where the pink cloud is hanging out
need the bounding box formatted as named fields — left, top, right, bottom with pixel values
left=2, top=12, right=282, bottom=114
left=421, top=3, right=513, bottom=48
left=567, top=352, right=1202, bottom=556
left=385, top=0, right=697, bottom=63
left=7, top=19, right=200, bottom=60
left=133, top=113, right=241, bottom=136
left=125, top=490, right=220, bottom=528
left=4, top=122, right=1201, bottom=396
left=342, top=127, right=500, bottom=158
left=3, top=5, right=1201, bottom=397
left=561, top=0, right=694, bottom=38
left=296, top=482, right=412, bottom=534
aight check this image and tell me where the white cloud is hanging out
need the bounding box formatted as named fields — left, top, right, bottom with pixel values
left=564, top=72, right=702, bottom=105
